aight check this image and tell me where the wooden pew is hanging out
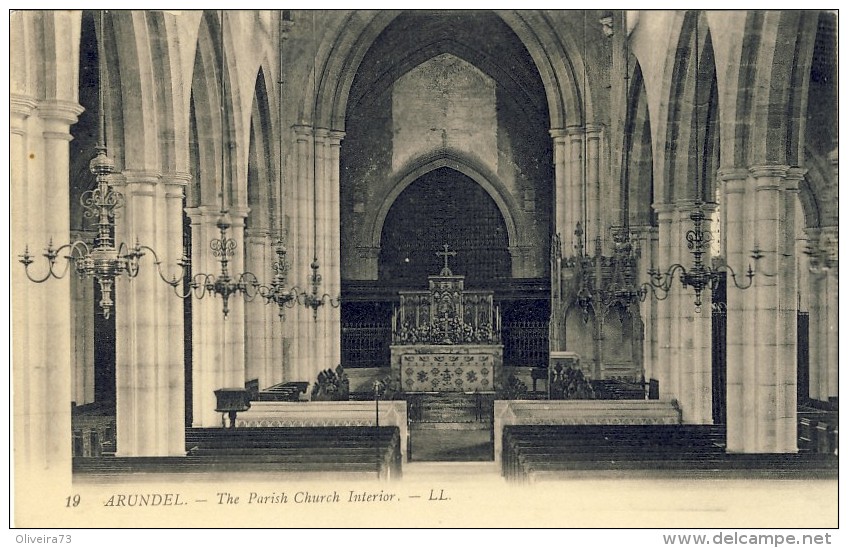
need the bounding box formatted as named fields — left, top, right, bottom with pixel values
left=75, top=426, right=402, bottom=480
left=501, top=424, right=836, bottom=483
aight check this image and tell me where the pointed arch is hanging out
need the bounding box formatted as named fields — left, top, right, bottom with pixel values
left=298, top=9, right=587, bottom=132
left=246, top=65, right=276, bottom=231
left=368, top=151, right=522, bottom=251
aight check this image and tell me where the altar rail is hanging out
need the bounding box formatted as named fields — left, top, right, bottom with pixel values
left=233, top=401, right=408, bottom=461
left=493, top=399, right=682, bottom=464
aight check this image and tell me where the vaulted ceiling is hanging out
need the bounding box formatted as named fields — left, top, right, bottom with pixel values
left=346, top=10, right=549, bottom=125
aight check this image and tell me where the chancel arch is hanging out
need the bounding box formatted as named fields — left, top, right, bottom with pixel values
left=377, top=166, right=513, bottom=287
left=360, top=155, right=523, bottom=281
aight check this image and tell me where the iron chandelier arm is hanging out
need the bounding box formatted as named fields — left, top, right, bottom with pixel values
left=258, top=283, right=301, bottom=308
left=132, top=243, right=192, bottom=289
left=646, top=263, right=687, bottom=293
left=19, top=239, right=91, bottom=283
left=234, top=271, right=264, bottom=301
left=714, top=261, right=757, bottom=291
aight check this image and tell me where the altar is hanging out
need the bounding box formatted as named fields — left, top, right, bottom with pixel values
left=390, top=246, right=503, bottom=393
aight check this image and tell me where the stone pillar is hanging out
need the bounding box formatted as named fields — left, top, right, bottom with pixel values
left=652, top=203, right=675, bottom=401
left=287, top=125, right=313, bottom=383
left=187, top=205, right=246, bottom=427
left=631, top=225, right=658, bottom=383
left=113, top=170, right=185, bottom=455
left=565, top=126, right=585, bottom=254
left=244, top=228, right=273, bottom=387
left=725, top=165, right=799, bottom=453
left=550, top=128, right=569, bottom=240
left=806, top=226, right=838, bottom=403
left=821, top=227, right=838, bottom=403
left=13, top=99, right=83, bottom=477
left=70, top=229, right=96, bottom=406
left=674, top=202, right=714, bottom=423
left=719, top=168, right=748, bottom=451
left=326, top=130, right=345, bottom=371
left=585, top=125, right=602, bottom=248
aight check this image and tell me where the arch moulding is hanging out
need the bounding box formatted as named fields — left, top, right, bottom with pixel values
left=366, top=150, right=523, bottom=251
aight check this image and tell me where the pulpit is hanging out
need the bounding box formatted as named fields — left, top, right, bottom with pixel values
left=214, top=388, right=251, bottom=428
left=390, top=245, right=503, bottom=393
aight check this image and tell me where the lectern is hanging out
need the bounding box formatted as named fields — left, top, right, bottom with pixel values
left=214, top=388, right=251, bottom=428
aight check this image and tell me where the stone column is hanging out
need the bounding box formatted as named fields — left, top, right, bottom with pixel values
left=821, top=226, right=838, bottom=403
left=631, top=225, right=658, bottom=383
left=11, top=95, right=46, bottom=475
left=244, top=227, right=273, bottom=387
left=287, top=125, right=313, bottom=383
left=718, top=167, right=748, bottom=450
left=187, top=205, right=247, bottom=427
left=550, top=128, right=569, bottom=240
left=14, top=100, right=83, bottom=476
left=806, top=226, right=838, bottom=403
left=113, top=170, right=185, bottom=455
left=652, top=203, right=675, bottom=401
left=70, top=229, right=96, bottom=406
left=674, top=202, right=714, bottom=423
left=326, top=130, right=345, bottom=371
left=585, top=125, right=602, bottom=249
left=565, top=126, right=585, bottom=254
left=726, top=165, right=799, bottom=453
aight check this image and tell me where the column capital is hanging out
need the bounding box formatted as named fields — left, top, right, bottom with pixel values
left=37, top=99, right=84, bottom=125
left=748, top=164, right=790, bottom=179
left=10, top=93, right=38, bottom=119
left=549, top=128, right=569, bottom=140
left=717, top=166, right=748, bottom=182
left=328, top=129, right=346, bottom=143
left=652, top=202, right=676, bottom=218
left=227, top=205, right=251, bottom=221
left=292, top=124, right=313, bottom=138
left=121, top=170, right=161, bottom=185
left=162, top=171, right=193, bottom=185
left=313, top=127, right=330, bottom=139
left=782, top=167, right=807, bottom=192
left=185, top=205, right=226, bottom=221
left=585, top=124, right=604, bottom=137
left=564, top=125, right=585, bottom=139
left=629, top=224, right=658, bottom=237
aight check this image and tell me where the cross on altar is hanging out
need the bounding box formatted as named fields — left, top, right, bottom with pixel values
left=436, top=244, right=457, bottom=276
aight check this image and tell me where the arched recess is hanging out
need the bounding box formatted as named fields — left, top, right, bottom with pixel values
left=190, top=12, right=227, bottom=208
left=246, top=66, right=276, bottom=232
left=663, top=11, right=719, bottom=204
left=187, top=11, right=253, bottom=211
left=368, top=153, right=522, bottom=254
left=727, top=11, right=819, bottom=167
left=625, top=61, right=654, bottom=227
left=298, top=10, right=587, bottom=132
left=377, top=166, right=512, bottom=287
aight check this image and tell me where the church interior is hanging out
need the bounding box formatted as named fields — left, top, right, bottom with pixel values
left=11, top=9, right=838, bottom=492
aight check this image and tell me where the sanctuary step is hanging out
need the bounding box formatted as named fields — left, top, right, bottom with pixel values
left=408, top=393, right=495, bottom=462
left=408, top=393, right=494, bottom=424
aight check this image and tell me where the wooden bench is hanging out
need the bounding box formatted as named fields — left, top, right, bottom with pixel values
left=74, top=426, right=402, bottom=480
left=184, top=426, right=402, bottom=479
left=502, top=424, right=837, bottom=483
